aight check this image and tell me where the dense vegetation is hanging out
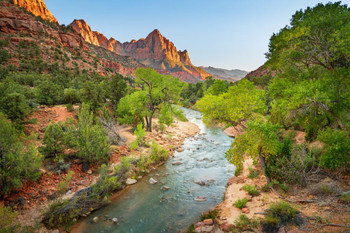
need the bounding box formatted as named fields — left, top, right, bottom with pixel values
left=198, top=2, right=350, bottom=184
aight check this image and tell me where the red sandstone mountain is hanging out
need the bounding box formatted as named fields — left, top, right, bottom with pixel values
left=13, top=0, right=58, bottom=23
left=70, top=20, right=210, bottom=82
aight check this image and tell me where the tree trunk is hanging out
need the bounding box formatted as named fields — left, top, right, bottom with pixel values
left=258, top=146, right=271, bottom=184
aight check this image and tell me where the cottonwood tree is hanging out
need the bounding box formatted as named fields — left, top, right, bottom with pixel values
left=117, top=68, right=184, bottom=131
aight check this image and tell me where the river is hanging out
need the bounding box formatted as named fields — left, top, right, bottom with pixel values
left=76, top=108, right=235, bottom=233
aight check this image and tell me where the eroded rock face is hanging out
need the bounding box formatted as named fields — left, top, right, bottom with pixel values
left=13, top=0, right=58, bottom=23
left=70, top=19, right=99, bottom=46
left=69, top=19, right=210, bottom=82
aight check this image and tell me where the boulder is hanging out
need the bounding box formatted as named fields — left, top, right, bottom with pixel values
left=149, top=177, right=157, bottom=184
left=203, top=219, right=213, bottom=225
left=172, top=161, right=183, bottom=165
left=126, top=178, right=137, bottom=185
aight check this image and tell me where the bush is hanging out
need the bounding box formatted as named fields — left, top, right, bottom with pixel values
left=0, top=115, right=42, bottom=194
left=248, top=167, right=259, bottom=179
left=73, top=103, right=110, bottom=163
left=40, top=121, right=65, bottom=159
left=35, top=79, right=64, bottom=105
left=261, top=201, right=303, bottom=233
left=130, top=123, right=146, bottom=150
left=234, top=214, right=259, bottom=231
left=66, top=103, right=74, bottom=112
left=317, top=128, right=350, bottom=170
left=149, top=142, right=169, bottom=163
left=114, top=156, right=133, bottom=175
left=234, top=198, right=247, bottom=209
left=0, top=206, right=19, bottom=233
left=242, top=184, right=259, bottom=196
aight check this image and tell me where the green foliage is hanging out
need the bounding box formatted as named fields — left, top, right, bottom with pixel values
left=66, top=103, right=74, bottom=112
left=117, top=68, right=184, bottom=131
left=226, top=120, right=280, bottom=172
left=57, top=171, right=74, bottom=195
left=242, top=184, right=259, bottom=196
left=107, top=74, right=127, bottom=106
left=0, top=206, right=19, bottom=233
left=340, top=193, right=350, bottom=203
left=0, top=49, right=11, bottom=64
left=0, top=114, right=42, bottom=194
left=130, top=123, right=146, bottom=149
left=248, top=167, right=259, bottom=179
left=261, top=201, right=302, bottom=232
left=234, top=214, right=259, bottom=231
left=80, top=81, right=106, bottom=112
left=35, top=78, right=64, bottom=105
left=197, top=79, right=266, bottom=127
left=114, top=156, right=133, bottom=175
left=40, top=121, right=65, bottom=159
left=64, top=88, right=80, bottom=104
left=234, top=198, right=247, bottom=209
left=65, top=103, right=110, bottom=164
left=267, top=3, right=350, bottom=131
left=317, top=128, right=350, bottom=170
left=234, top=164, right=243, bottom=176
left=267, top=140, right=319, bottom=185
left=205, top=80, right=228, bottom=95
left=149, top=142, right=169, bottom=163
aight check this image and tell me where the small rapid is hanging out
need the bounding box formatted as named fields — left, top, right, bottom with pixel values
left=77, top=108, right=235, bottom=233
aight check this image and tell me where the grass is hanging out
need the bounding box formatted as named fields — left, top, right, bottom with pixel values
left=234, top=214, right=259, bottom=231
left=340, top=193, right=350, bottom=203
left=248, top=167, right=259, bottom=179
left=234, top=198, right=248, bottom=209
left=234, top=164, right=243, bottom=176
left=242, top=184, right=260, bottom=196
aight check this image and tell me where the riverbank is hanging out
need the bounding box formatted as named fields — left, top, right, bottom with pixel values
left=12, top=105, right=199, bottom=232
left=191, top=153, right=350, bottom=233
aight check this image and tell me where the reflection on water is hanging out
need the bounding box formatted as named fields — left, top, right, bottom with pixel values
left=79, top=108, right=235, bottom=233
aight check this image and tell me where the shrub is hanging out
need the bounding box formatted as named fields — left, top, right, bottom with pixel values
left=261, top=201, right=303, bottom=233
left=234, top=214, right=259, bottom=230
left=0, top=115, right=42, bottom=194
left=40, top=121, right=65, bottom=159
left=114, top=156, right=133, bottom=175
left=66, top=103, right=74, bottom=112
left=280, top=183, right=289, bottom=193
left=242, top=184, right=260, bottom=196
left=248, top=167, right=259, bottom=179
left=317, top=128, right=350, bottom=170
left=234, top=198, right=248, bottom=209
left=234, top=164, right=243, bottom=176
left=74, top=104, right=110, bottom=163
left=149, top=142, right=169, bottom=163
left=0, top=206, right=19, bottom=233
left=340, top=193, right=350, bottom=203
left=130, top=123, right=146, bottom=150
left=57, top=171, right=74, bottom=195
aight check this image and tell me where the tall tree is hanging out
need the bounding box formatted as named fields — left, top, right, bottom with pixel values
left=117, top=68, right=184, bottom=131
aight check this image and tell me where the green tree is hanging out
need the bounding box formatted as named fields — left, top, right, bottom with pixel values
left=225, top=120, right=280, bottom=183
left=317, top=128, right=350, bottom=170
left=107, top=74, right=127, bottom=106
left=117, top=68, right=184, bottom=131
left=266, top=2, right=350, bottom=131
left=0, top=114, right=42, bottom=195
left=197, top=79, right=266, bottom=126
left=35, top=78, right=64, bottom=105
left=80, top=81, right=106, bottom=112
left=205, top=80, right=228, bottom=95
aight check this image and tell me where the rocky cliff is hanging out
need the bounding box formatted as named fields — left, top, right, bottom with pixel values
left=0, top=1, right=142, bottom=77
left=70, top=20, right=210, bottom=82
left=13, top=0, right=58, bottom=23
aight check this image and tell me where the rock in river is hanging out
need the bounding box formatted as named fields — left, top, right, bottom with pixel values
left=149, top=177, right=157, bottom=184
left=194, top=196, right=207, bottom=202
left=172, top=161, right=183, bottom=165
left=126, top=178, right=137, bottom=185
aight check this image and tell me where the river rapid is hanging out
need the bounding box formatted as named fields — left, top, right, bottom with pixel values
left=77, top=108, right=235, bottom=233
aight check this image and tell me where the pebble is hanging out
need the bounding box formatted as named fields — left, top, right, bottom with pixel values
left=161, top=186, right=171, bottom=191
left=203, top=219, right=214, bottom=225
left=92, top=217, right=99, bottom=223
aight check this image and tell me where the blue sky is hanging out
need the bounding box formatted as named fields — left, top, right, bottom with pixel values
left=45, top=0, right=350, bottom=72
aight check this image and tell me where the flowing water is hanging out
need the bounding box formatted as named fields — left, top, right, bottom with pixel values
left=78, top=108, right=235, bottom=233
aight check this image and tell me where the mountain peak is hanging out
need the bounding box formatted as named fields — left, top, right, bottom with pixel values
left=13, top=0, right=58, bottom=23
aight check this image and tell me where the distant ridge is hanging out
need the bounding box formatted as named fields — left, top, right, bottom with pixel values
left=200, top=66, right=248, bottom=82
